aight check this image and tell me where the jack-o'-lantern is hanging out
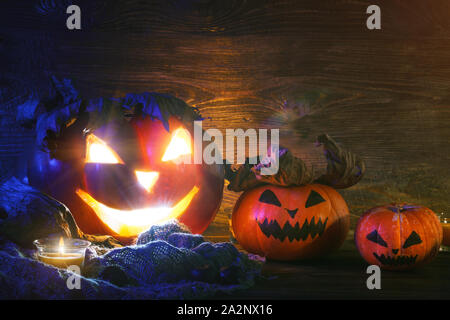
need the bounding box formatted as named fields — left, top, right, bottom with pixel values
left=27, top=93, right=224, bottom=243
left=355, top=204, right=442, bottom=270
left=232, top=184, right=350, bottom=260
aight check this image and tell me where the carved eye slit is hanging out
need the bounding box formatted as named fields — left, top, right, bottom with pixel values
left=259, top=190, right=281, bottom=207
left=85, top=134, right=124, bottom=164
left=366, top=229, right=388, bottom=247
left=403, top=231, right=422, bottom=249
left=161, top=127, right=192, bottom=162
left=305, top=190, right=326, bottom=208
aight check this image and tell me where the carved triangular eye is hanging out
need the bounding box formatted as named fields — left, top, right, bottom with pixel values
left=403, top=231, right=422, bottom=249
left=259, top=190, right=281, bottom=207
left=366, top=230, right=388, bottom=247
left=85, top=134, right=124, bottom=164
left=305, top=190, right=326, bottom=208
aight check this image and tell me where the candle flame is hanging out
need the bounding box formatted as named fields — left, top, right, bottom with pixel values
left=59, top=237, right=65, bottom=255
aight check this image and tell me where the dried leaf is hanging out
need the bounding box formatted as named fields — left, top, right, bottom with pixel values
left=253, top=148, right=315, bottom=187
left=225, top=134, right=365, bottom=192
left=32, top=79, right=202, bottom=156
left=225, top=148, right=314, bottom=192
left=314, top=134, right=365, bottom=189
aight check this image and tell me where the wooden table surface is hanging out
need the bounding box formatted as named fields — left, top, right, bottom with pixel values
left=210, top=234, right=450, bottom=300
left=0, top=0, right=449, bottom=299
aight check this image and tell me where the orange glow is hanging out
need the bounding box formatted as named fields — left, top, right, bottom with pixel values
left=85, top=134, right=124, bottom=164
left=161, top=127, right=192, bottom=162
left=58, top=237, right=64, bottom=254
left=75, top=186, right=199, bottom=237
left=135, top=171, right=159, bottom=192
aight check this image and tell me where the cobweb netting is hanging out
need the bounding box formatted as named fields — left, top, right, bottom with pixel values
left=0, top=220, right=262, bottom=299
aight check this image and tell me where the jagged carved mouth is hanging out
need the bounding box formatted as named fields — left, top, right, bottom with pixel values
left=76, top=186, right=199, bottom=237
left=257, top=217, right=328, bottom=242
left=373, top=253, right=418, bottom=266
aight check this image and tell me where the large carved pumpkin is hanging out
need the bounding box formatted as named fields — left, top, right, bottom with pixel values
left=27, top=95, right=224, bottom=243
left=355, top=204, right=442, bottom=270
left=232, top=184, right=350, bottom=260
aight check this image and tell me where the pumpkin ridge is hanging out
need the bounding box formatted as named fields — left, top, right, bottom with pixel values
left=356, top=204, right=442, bottom=270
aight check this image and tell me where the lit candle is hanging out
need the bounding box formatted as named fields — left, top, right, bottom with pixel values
left=34, top=237, right=91, bottom=269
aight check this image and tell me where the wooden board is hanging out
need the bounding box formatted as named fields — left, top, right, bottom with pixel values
left=0, top=0, right=449, bottom=298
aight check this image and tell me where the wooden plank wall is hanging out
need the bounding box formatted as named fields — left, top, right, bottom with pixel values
left=1, top=0, right=449, bottom=235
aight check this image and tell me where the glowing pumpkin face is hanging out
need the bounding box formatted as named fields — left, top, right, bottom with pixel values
left=355, top=204, right=442, bottom=270
left=232, top=184, right=350, bottom=260
left=28, top=116, right=224, bottom=243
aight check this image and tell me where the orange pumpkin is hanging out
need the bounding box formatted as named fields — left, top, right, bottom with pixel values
left=28, top=115, right=224, bottom=244
left=232, top=184, right=350, bottom=260
left=355, top=204, right=442, bottom=270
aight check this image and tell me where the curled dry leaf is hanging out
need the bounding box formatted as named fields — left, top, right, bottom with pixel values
left=32, top=77, right=201, bottom=158
left=225, top=134, right=365, bottom=192
left=225, top=148, right=315, bottom=192
left=314, top=134, right=365, bottom=189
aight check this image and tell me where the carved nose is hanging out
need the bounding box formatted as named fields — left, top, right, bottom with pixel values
left=135, top=171, right=159, bottom=193
left=392, top=249, right=399, bottom=254
left=285, top=208, right=298, bottom=218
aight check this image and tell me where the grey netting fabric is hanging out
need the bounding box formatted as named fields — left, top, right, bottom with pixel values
left=84, top=221, right=260, bottom=288
left=0, top=220, right=261, bottom=299
left=136, top=221, right=192, bottom=244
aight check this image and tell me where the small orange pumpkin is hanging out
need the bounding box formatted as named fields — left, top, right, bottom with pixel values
left=232, top=184, right=350, bottom=260
left=355, top=204, right=442, bottom=270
